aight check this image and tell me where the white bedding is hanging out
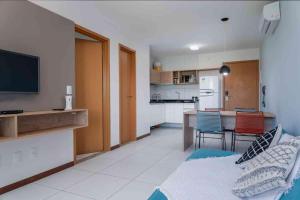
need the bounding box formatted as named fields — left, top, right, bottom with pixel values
left=159, top=155, right=285, bottom=200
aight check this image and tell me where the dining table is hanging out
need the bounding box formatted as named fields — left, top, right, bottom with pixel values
left=183, top=110, right=276, bottom=151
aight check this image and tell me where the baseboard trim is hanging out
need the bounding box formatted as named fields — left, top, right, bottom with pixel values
left=110, top=133, right=150, bottom=151
left=0, top=161, right=74, bottom=195
left=111, top=144, right=120, bottom=150
left=75, top=152, right=103, bottom=164
left=137, top=133, right=151, bottom=140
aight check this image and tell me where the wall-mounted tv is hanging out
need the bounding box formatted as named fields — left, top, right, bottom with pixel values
left=0, top=49, right=39, bottom=93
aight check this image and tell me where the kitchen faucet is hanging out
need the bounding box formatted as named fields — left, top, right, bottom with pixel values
left=151, top=93, right=161, bottom=101
left=175, top=91, right=181, bottom=99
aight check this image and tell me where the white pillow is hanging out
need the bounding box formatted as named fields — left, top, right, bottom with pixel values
left=232, top=143, right=299, bottom=198
left=237, top=125, right=282, bottom=169
left=270, top=124, right=283, bottom=147
left=279, top=133, right=296, bottom=144
left=279, top=135, right=300, bottom=185
left=236, top=125, right=282, bottom=166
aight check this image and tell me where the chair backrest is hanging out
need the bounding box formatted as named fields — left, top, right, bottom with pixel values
left=235, top=112, right=265, bottom=134
left=196, top=111, right=222, bottom=132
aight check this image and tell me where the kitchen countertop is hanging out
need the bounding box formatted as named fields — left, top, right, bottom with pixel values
left=150, top=99, right=196, bottom=104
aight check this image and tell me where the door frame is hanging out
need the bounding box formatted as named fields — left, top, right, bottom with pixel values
left=74, top=24, right=111, bottom=159
left=119, top=44, right=137, bottom=144
left=222, top=60, right=260, bottom=111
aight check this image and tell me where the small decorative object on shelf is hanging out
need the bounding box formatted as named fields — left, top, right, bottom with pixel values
left=153, top=62, right=162, bottom=71
left=65, top=85, right=72, bottom=110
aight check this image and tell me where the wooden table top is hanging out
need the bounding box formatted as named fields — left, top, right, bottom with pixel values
left=0, top=109, right=87, bottom=118
left=184, top=110, right=276, bottom=118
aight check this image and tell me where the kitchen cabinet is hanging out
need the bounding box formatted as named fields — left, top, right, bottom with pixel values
left=165, top=103, right=184, bottom=123
left=173, top=70, right=198, bottom=85
left=150, top=70, right=173, bottom=85
left=150, top=69, right=160, bottom=84
left=150, top=69, right=199, bottom=85
left=150, top=103, right=195, bottom=126
left=150, top=104, right=165, bottom=126
left=183, top=103, right=195, bottom=111
left=160, top=71, right=173, bottom=84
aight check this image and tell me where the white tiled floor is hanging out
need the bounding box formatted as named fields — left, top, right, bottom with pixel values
left=1, top=128, right=251, bottom=200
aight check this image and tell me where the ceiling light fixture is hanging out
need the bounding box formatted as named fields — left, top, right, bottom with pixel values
left=219, top=17, right=231, bottom=76
left=189, top=45, right=200, bottom=51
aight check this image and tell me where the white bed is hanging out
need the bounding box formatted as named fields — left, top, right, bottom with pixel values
left=159, top=155, right=285, bottom=200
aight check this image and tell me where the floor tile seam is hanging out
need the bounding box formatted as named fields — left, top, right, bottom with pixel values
left=130, top=149, right=176, bottom=183
left=55, top=189, right=98, bottom=200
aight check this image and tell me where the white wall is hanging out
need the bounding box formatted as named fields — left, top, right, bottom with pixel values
left=0, top=129, right=73, bottom=187
left=31, top=1, right=151, bottom=146
left=151, top=84, right=199, bottom=100
left=156, top=48, right=260, bottom=71
left=261, top=1, right=300, bottom=135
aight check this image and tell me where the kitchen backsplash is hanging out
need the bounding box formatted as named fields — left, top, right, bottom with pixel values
left=151, top=84, right=199, bottom=99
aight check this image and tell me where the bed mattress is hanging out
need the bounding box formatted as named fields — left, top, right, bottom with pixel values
left=148, top=149, right=296, bottom=200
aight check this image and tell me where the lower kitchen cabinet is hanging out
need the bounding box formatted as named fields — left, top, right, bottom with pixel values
left=165, top=103, right=184, bottom=123
left=150, top=104, right=166, bottom=126
left=150, top=103, right=195, bottom=126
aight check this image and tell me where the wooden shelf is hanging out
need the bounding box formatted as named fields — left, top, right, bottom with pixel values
left=18, top=125, right=86, bottom=138
left=0, top=136, right=16, bottom=142
left=0, top=116, right=17, bottom=140
left=0, top=109, right=88, bottom=142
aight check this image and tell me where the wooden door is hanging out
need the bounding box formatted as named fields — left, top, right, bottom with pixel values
left=224, top=60, right=259, bottom=111
left=75, top=39, right=103, bottom=154
left=119, top=45, right=136, bottom=144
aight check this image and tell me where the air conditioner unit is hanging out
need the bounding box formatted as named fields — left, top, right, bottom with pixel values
left=259, top=1, right=280, bottom=35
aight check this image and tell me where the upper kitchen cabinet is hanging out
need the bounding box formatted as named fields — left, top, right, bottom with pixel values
left=150, top=69, right=198, bottom=85
left=150, top=70, right=173, bottom=85
left=173, top=70, right=198, bottom=85
left=150, top=69, right=160, bottom=84
left=160, top=71, right=173, bottom=84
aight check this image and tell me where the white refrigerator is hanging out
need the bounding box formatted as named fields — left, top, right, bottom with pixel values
left=199, top=76, right=220, bottom=110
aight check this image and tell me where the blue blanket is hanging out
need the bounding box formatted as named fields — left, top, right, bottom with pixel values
left=148, top=149, right=300, bottom=200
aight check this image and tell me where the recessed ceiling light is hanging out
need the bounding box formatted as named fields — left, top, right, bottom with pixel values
left=189, top=45, right=200, bottom=51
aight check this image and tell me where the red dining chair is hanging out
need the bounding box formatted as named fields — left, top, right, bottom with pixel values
left=232, top=112, right=265, bottom=151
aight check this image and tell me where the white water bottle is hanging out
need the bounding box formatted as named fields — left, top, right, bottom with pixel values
left=65, top=85, right=72, bottom=110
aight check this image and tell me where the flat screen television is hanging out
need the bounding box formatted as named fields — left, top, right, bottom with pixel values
left=0, top=49, right=39, bottom=93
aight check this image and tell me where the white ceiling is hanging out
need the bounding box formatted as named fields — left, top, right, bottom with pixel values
left=35, top=1, right=269, bottom=58
left=90, top=1, right=268, bottom=58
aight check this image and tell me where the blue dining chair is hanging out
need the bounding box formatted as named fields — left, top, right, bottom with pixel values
left=195, top=111, right=226, bottom=150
